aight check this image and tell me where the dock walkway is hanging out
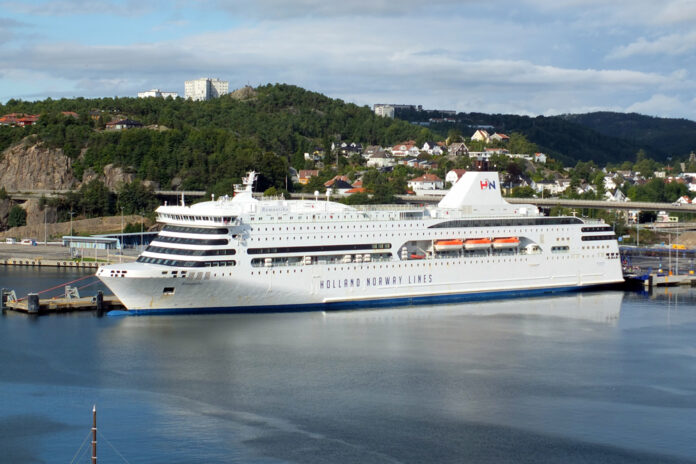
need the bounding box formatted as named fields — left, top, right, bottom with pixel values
left=1, top=290, right=124, bottom=314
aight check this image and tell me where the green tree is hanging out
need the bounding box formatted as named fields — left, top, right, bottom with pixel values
left=80, top=180, right=114, bottom=217
left=117, top=181, right=158, bottom=215
left=8, top=205, right=27, bottom=228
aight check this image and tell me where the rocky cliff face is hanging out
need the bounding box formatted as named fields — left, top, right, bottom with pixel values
left=0, top=139, right=77, bottom=191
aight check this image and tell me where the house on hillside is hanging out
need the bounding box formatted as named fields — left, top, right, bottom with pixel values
left=490, top=133, right=509, bottom=142
left=421, top=141, right=443, bottom=155
left=674, top=195, right=692, bottom=205
left=325, top=177, right=354, bottom=194
left=471, top=129, right=490, bottom=143
left=408, top=174, right=444, bottom=191
left=366, top=151, right=395, bottom=168
left=447, top=142, right=469, bottom=157
left=606, top=189, right=629, bottom=202
left=603, top=176, right=617, bottom=191
left=391, top=141, right=420, bottom=157
left=362, top=145, right=383, bottom=157
left=298, top=170, right=319, bottom=185
left=534, top=152, right=547, bottom=164
left=105, top=118, right=143, bottom=130
left=532, top=180, right=557, bottom=195
left=0, top=113, right=40, bottom=126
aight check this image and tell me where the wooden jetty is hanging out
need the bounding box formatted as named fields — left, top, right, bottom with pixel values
left=1, top=287, right=125, bottom=315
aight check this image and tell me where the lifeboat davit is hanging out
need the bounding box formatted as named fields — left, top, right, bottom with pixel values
left=492, top=237, right=520, bottom=249
left=464, top=238, right=492, bottom=250
left=434, top=239, right=464, bottom=252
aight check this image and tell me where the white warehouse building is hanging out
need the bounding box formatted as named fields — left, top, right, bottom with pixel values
left=184, top=78, right=229, bottom=101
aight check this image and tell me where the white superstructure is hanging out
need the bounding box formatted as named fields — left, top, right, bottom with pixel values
left=97, top=171, right=623, bottom=315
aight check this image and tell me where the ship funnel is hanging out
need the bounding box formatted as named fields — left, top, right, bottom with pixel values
left=438, top=171, right=507, bottom=209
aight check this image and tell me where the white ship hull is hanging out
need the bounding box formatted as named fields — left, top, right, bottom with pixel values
left=97, top=171, right=624, bottom=315
left=99, top=250, right=623, bottom=315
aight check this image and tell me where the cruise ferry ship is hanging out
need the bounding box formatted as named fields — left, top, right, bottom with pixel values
left=97, top=171, right=623, bottom=314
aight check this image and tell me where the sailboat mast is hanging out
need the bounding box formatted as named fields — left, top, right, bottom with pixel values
left=91, top=405, right=97, bottom=464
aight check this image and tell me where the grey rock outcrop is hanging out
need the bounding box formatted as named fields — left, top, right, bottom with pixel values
left=0, top=139, right=77, bottom=191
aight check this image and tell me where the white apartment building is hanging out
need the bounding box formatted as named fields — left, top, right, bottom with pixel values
left=184, top=78, right=229, bottom=101
left=137, top=89, right=178, bottom=98
left=373, top=104, right=395, bottom=118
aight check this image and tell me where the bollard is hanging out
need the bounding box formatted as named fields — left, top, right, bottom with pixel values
left=27, top=293, right=40, bottom=314
left=96, top=291, right=104, bottom=313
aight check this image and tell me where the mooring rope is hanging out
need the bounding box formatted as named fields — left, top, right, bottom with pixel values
left=18, top=274, right=95, bottom=301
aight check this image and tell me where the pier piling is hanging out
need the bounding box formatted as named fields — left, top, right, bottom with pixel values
left=27, top=293, right=39, bottom=314
left=96, top=291, right=104, bottom=313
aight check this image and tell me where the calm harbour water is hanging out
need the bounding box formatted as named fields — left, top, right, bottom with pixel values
left=1, top=267, right=696, bottom=463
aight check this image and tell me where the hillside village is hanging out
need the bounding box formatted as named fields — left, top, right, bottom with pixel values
left=293, top=128, right=696, bottom=210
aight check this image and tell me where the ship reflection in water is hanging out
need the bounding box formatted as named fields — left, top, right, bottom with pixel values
left=3, top=289, right=696, bottom=463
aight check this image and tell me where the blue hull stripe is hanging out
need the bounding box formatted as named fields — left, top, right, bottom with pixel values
left=108, top=284, right=610, bottom=316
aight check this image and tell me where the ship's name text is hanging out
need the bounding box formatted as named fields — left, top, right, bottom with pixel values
left=320, top=274, right=433, bottom=290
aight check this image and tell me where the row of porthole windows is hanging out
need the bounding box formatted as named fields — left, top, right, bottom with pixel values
left=249, top=224, right=574, bottom=234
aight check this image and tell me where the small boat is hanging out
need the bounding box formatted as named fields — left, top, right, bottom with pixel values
left=464, top=238, right=492, bottom=250
left=493, top=237, right=520, bottom=249
left=434, top=239, right=463, bottom=252
left=410, top=253, right=426, bottom=260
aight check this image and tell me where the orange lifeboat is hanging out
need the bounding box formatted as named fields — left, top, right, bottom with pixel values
left=464, top=238, right=492, bottom=250
left=434, top=239, right=463, bottom=252
left=492, top=237, right=520, bottom=249
left=410, top=253, right=426, bottom=260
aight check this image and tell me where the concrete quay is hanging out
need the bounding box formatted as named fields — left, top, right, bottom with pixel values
left=0, top=243, right=137, bottom=268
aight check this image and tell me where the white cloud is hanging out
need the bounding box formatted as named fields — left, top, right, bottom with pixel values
left=1, top=2, right=695, bottom=120
left=210, top=0, right=473, bottom=18
left=626, top=94, right=692, bottom=118
left=609, top=31, right=696, bottom=58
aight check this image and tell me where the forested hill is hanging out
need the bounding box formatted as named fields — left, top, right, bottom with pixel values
left=560, top=112, right=696, bottom=159
left=2, top=84, right=695, bottom=194
left=0, top=84, right=423, bottom=193
left=406, top=110, right=696, bottom=165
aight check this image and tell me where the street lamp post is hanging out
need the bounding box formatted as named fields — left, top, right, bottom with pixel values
left=120, top=207, right=124, bottom=263
left=140, top=212, right=144, bottom=252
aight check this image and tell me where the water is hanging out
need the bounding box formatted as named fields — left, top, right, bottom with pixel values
left=2, top=267, right=696, bottom=463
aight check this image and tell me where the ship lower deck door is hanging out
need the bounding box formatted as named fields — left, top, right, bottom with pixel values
left=312, top=276, right=321, bottom=295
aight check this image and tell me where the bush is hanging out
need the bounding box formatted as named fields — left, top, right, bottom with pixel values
left=8, top=205, right=27, bottom=228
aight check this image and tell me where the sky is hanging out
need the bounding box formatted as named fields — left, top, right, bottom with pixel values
left=1, top=0, right=695, bottom=120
